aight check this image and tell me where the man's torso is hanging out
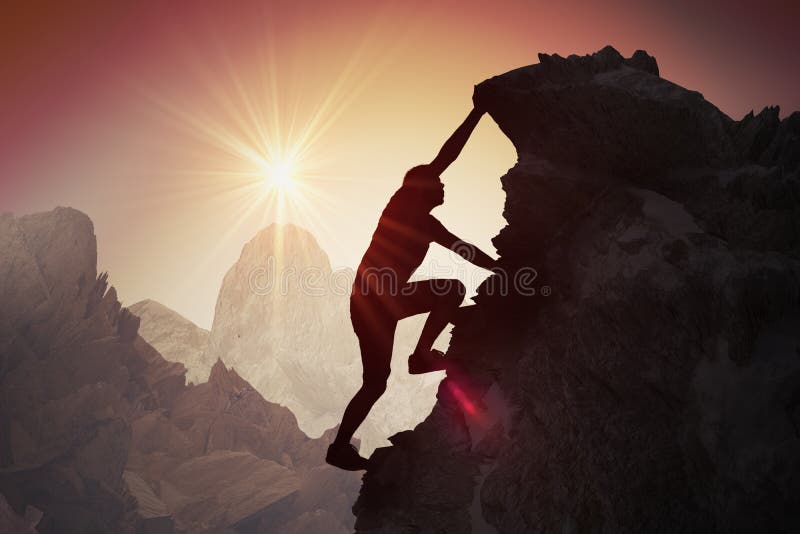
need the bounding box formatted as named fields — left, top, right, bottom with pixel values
left=354, top=190, right=445, bottom=297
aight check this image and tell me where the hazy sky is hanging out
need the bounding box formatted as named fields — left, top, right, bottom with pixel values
left=1, top=0, right=797, bottom=328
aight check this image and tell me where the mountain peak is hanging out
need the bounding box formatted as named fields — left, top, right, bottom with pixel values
left=246, top=222, right=324, bottom=251
left=1, top=207, right=98, bottom=325
left=235, top=222, right=333, bottom=273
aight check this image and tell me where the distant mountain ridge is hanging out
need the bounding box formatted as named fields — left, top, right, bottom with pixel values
left=129, top=298, right=212, bottom=384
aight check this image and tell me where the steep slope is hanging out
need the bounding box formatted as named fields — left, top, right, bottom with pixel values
left=205, top=223, right=443, bottom=453
left=355, top=47, right=800, bottom=533
left=129, top=299, right=212, bottom=384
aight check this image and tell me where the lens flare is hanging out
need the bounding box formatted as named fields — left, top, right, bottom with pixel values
left=447, top=381, right=476, bottom=416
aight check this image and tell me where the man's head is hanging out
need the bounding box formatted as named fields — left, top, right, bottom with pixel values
left=402, top=165, right=444, bottom=210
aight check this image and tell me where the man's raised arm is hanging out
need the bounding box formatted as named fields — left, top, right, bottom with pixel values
left=428, top=105, right=485, bottom=176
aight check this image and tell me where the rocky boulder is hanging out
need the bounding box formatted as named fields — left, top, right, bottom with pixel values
left=355, top=46, right=800, bottom=533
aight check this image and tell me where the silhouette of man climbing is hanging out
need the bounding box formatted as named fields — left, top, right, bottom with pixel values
left=327, top=93, right=497, bottom=471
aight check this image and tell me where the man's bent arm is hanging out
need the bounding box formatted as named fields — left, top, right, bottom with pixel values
left=434, top=227, right=497, bottom=271
left=428, top=107, right=484, bottom=176
left=456, top=240, right=497, bottom=271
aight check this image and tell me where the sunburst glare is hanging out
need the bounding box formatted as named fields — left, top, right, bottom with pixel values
left=128, top=10, right=417, bottom=290
left=259, top=158, right=295, bottom=191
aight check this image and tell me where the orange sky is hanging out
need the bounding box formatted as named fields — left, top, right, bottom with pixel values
left=1, top=0, right=798, bottom=328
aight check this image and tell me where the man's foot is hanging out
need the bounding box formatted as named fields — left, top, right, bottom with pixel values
left=326, top=442, right=369, bottom=471
left=408, top=349, right=449, bottom=374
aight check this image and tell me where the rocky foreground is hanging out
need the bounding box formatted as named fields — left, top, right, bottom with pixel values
left=0, top=208, right=359, bottom=533
left=355, top=47, right=800, bottom=532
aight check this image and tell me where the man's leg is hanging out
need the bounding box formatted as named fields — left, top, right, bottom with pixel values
left=333, top=332, right=391, bottom=446
left=328, top=303, right=395, bottom=470
left=396, top=279, right=465, bottom=356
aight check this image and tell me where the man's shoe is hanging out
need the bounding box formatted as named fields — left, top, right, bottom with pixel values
left=408, top=349, right=449, bottom=375
left=326, top=442, right=369, bottom=471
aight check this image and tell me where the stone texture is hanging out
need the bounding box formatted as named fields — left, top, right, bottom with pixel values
left=355, top=46, right=800, bottom=533
left=0, top=493, right=40, bottom=533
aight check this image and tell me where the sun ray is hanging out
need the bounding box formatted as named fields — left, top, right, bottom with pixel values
left=173, top=186, right=272, bottom=296
left=124, top=7, right=431, bottom=292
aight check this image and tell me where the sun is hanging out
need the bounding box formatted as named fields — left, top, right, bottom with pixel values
left=139, top=19, right=394, bottom=249
left=260, top=158, right=296, bottom=191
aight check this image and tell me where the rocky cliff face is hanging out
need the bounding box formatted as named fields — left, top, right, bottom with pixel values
left=205, top=223, right=443, bottom=453
left=355, top=46, right=800, bottom=533
left=0, top=208, right=359, bottom=533
left=129, top=299, right=212, bottom=385
left=0, top=207, right=157, bottom=533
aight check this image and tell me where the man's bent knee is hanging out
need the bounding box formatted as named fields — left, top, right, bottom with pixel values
left=362, top=380, right=387, bottom=399
left=361, top=372, right=389, bottom=398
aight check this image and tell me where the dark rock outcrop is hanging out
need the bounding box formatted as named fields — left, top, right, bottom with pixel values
left=0, top=493, right=40, bottom=533
left=355, top=47, right=800, bottom=533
